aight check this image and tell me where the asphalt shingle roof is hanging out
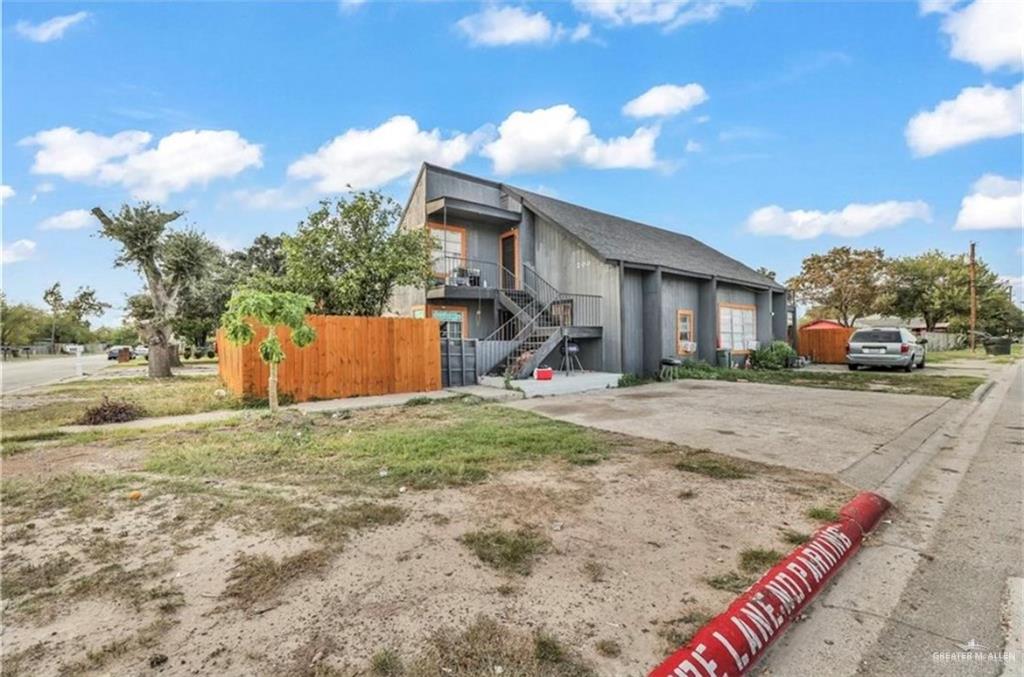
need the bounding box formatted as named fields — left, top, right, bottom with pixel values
left=507, top=187, right=784, bottom=290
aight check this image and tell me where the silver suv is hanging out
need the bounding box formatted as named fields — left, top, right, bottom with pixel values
left=846, top=327, right=925, bottom=372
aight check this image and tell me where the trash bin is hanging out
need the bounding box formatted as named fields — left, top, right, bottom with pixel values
left=117, top=347, right=132, bottom=363
left=983, top=337, right=1012, bottom=356
left=716, top=348, right=733, bottom=368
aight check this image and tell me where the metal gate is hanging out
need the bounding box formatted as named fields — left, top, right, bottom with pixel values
left=441, top=338, right=478, bottom=387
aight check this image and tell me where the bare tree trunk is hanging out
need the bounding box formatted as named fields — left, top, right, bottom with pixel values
left=268, top=361, right=279, bottom=413
left=169, top=344, right=183, bottom=368
left=148, top=326, right=174, bottom=378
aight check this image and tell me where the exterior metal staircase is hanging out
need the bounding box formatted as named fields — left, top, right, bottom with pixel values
left=478, top=264, right=596, bottom=379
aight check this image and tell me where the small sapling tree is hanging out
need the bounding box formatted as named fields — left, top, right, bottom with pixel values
left=221, top=289, right=316, bottom=413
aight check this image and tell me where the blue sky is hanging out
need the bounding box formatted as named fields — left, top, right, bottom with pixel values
left=2, top=0, right=1022, bottom=326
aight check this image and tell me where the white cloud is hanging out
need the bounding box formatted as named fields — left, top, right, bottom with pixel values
left=570, top=23, right=592, bottom=42
left=15, top=11, right=89, bottom=42
left=572, top=0, right=751, bottom=31
left=938, top=0, right=1023, bottom=72
left=919, top=0, right=959, bottom=15
left=98, top=130, right=262, bottom=200
left=623, top=83, right=708, bottom=118
left=288, top=116, right=478, bottom=192
left=456, top=6, right=558, bottom=46
left=905, top=83, right=1022, bottom=156
left=954, top=174, right=1023, bottom=230
left=38, top=208, right=94, bottom=231
left=20, top=127, right=262, bottom=200
left=0, top=185, right=14, bottom=204
left=482, top=104, right=658, bottom=174
left=746, top=200, right=932, bottom=239
left=338, top=0, right=365, bottom=12
left=685, top=139, right=702, bottom=153
left=20, top=127, right=151, bottom=180
left=1, top=240, right=37, bottom=264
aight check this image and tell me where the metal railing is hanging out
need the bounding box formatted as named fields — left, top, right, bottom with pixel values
left=432, top=256, right=500, bottom=290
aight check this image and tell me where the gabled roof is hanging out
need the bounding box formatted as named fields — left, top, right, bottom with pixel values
left=505, top=186, right=784, bottom=291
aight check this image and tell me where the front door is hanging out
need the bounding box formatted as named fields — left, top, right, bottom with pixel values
left=500, top=230, right=517, bottom=289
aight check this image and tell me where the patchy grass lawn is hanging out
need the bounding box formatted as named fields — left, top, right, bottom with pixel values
left=926, top=345, right=1021, bottom=364
left=2, top=395, right=853, bottom=675
left=136, top=399, right=610, bottom=491
left=2, top=375, right=243, bottom=441
left=670, top=364, right=984, bottom=399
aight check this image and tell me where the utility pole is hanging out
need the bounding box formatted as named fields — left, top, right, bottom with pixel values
left=969, top=241, right=976, bottom=352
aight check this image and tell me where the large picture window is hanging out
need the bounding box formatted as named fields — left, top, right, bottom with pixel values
left=676, top=309, right=696, bottom=355
left=719, top=303, right=757, bottom=352
left=428, top=224, right=466, bottom=276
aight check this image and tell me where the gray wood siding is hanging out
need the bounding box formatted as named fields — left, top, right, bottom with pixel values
left=661, top=273, right=700, bottom=358
left=621, top=269, right=644, bottom=375
left=533, top=217, right=621, bottom=372
left=716, top=284, right=757, bottom=309
left=399, top=170, right=427, bottom=231
left=391, top=171, right=428, bottom=314
left=426, top=171, right=503, bottom=206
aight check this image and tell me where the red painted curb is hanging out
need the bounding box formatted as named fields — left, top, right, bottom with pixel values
left=649, top=491, right=891, bottom=677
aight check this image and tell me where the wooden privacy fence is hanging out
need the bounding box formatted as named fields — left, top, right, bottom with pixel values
left=797, top=325, right=855, bottom=364
left=217, top=316, right=441, bottom=402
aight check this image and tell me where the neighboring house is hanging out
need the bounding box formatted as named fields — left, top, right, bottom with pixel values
left=392, top=163, right=787, bottom=377
left=800, top=319, right=848, bottom=331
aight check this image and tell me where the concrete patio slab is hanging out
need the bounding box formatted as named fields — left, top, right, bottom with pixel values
left=506, top=379, right=964, bottom=477
left=479, top=371, right=622, bottom=398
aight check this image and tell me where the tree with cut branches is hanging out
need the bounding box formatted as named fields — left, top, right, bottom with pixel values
left=220, top=289, right=316, bottom=413
left=92, top=204, right=218, bottom=377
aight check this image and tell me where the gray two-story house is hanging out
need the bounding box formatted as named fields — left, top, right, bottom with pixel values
left=392, top=163, right=788, bottom=378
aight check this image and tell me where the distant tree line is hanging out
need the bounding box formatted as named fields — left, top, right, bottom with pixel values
left=789, top=246, right=1023, bottom=336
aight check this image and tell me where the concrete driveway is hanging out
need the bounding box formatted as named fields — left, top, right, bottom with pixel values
left=507, top=379, right=966, bottom=479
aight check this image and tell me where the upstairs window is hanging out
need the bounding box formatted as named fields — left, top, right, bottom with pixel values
left=428, top=224, right=465, bottom=276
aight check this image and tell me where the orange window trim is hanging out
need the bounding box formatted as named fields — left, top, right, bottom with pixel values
left=717, top=302, right=757, bottom=354
left=427, top=222, right=468, bottom=258
left=676, top=309, right=696, bottom=355
left=428, top=303, right=469, bottom=338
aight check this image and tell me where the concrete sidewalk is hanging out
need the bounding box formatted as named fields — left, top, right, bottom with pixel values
left=59, top=386, right=518, bottom=433
left=760, top=361, right=1023, bottom=675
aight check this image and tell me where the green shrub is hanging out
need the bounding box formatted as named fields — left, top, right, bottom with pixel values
left=618, top=373, right=652, bottom=388
left=750, top=341, right=796, bottom=370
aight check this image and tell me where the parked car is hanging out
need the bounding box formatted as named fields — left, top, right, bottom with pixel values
left=107, top=345, right=134, bottom=360
left=847, top=327, right=925, bottom=372
left=133, top=345, right=149, bottom=358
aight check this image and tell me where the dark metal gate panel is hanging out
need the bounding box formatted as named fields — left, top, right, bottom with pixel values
left=441, top=338, right=478, bottom=387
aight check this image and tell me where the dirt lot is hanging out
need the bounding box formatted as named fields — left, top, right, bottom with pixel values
left=1, top=399, right=852, bottom=676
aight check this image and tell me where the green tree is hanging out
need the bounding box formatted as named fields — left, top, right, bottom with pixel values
left=882, top=250, right=1018, bottom=336
left=42, top=282, right=64, bottom=347
left=787, top=247, right=887, bottom=327
left=281, top=192, right=432, bottom=315
left=93, top=204, right=218, bottom=377
left=220, top=289, right=316, bottom=413
left=0, top=295, right=48, bottom=347
left=41, top=283, right=109, bottom=346
left=228, top=234, right=288, bottom=281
